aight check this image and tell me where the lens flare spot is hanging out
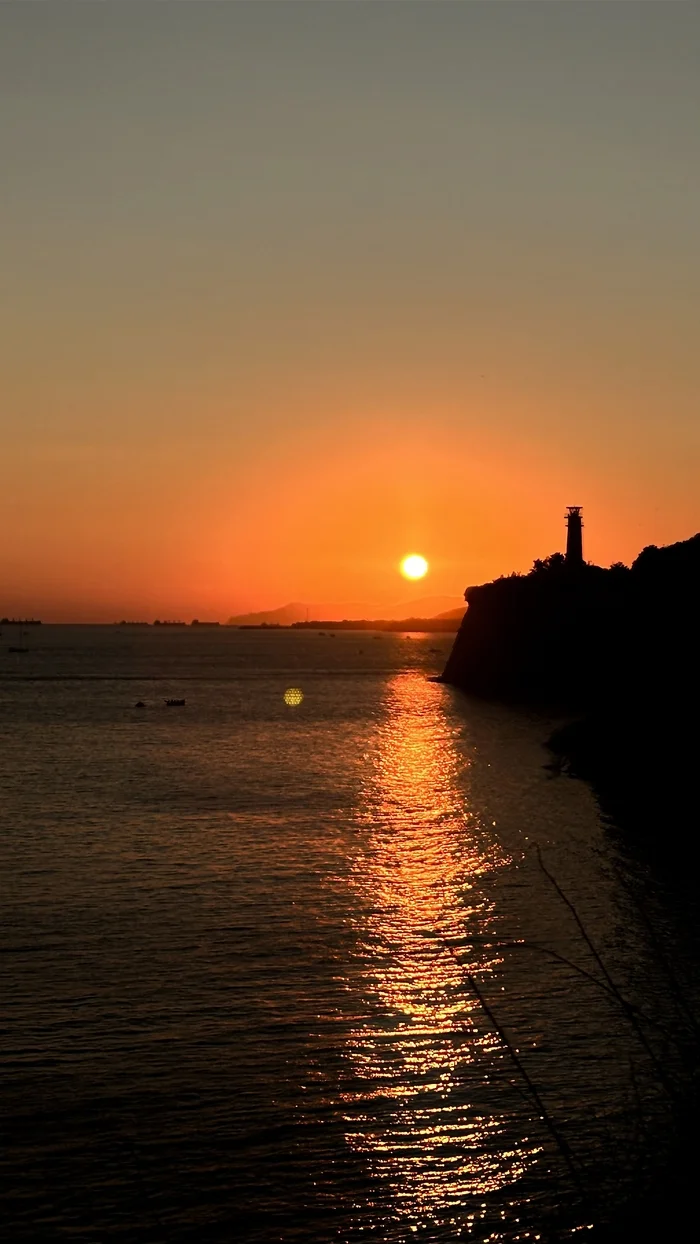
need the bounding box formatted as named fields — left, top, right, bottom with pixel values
left=400, top=554, right=429, bottom=581
left=284, top=687, right=303, bottom=707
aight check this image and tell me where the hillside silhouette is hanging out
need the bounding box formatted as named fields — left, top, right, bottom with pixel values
left=442, top=534, right=700, bottom=705
left=227, top=595, right=463, bottom=627
left=442, top=532, right=700, bottom=836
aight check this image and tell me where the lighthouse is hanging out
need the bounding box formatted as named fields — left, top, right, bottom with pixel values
left=565, top=506, right=584, bottom=566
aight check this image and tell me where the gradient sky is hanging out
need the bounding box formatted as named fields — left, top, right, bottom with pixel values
left=1, top=3, right=699, bottom=620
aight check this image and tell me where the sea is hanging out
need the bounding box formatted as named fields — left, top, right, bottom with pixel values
left=1, top=626, right=695, bottom=1242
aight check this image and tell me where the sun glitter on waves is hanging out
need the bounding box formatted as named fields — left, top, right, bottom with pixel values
left=400, top=554, right=429, bottom=581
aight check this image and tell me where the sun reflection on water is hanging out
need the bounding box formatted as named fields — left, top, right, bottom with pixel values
left=342, top=672, right=540, bottom=1233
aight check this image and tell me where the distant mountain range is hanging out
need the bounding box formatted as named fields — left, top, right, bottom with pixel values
left=227, top=596, right=465, bottom=627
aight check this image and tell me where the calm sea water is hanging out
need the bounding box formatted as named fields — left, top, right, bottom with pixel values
left=0, top=627, right=692, bottom=1241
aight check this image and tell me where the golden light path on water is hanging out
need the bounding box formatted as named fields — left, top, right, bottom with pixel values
left=342, top=672, right=542, bottom=1236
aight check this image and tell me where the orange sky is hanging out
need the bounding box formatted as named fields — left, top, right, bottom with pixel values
left=1, top=5, right=698, bottom=620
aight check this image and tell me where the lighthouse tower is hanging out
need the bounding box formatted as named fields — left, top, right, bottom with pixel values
left=565, top=506, right=584, bottom=566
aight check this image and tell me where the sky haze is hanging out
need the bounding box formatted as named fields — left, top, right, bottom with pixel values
left=2, top=2, right=698, bottom=620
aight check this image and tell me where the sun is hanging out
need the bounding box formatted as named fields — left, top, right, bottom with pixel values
left=400, top=554, right=429, bottom=581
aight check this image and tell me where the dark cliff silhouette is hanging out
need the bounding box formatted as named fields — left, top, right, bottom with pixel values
left=441, top=529, right=700, bottom=835
left=443, top=524, right=700, bottom=1242
left=442, top=531, right=700, bottom=706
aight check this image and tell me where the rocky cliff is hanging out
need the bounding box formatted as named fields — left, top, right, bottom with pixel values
left=441, top=533, right=700, bottom=831
left=442, top=535, right=700, bottom=707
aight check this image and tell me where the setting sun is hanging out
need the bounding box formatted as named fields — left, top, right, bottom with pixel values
left=400, top=554, right=429, bottom=581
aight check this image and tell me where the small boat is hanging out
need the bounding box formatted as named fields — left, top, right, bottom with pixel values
left=165, top=698, right=186, bottom=707
left=134, top=701, right=146, bottom=709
